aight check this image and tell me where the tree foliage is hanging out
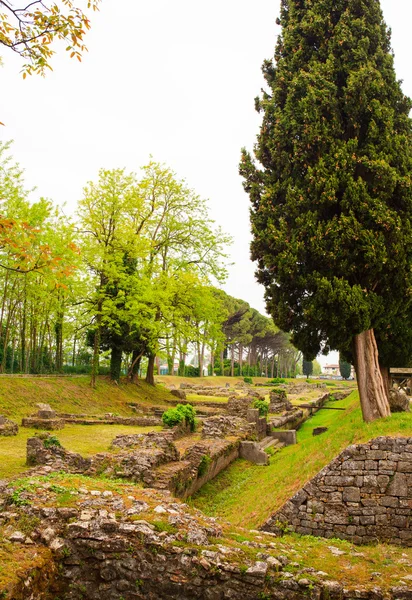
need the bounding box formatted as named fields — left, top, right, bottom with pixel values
left=0, top=0, right=100, bottom=77
left=240, top=0, right=412, bottom=420
left=339, top=358, right=352, bottom=380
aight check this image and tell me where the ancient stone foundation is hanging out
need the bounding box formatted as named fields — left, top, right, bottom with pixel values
left=263, top=436, right=412, bottom=546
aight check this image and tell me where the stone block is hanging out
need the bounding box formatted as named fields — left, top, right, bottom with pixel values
left=342, top=487, right=360, bottom=503
left=239, top=441, right=268, bottom=466
left=387, top=473, right=408, bottom=497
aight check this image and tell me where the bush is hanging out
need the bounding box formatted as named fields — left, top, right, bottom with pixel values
left=254, top=399, right=269, bottom=417
left=243, top=376, right=253, bottom=384
left=43, top=435, right=62, bottom=448
left=268, top=377, right=286, bottom=384
left=162, top=404, right=196, bottom=431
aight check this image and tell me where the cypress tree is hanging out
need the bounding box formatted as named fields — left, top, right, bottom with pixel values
left=240, top=0, right=412, bottom=422
left=339, top=357, right=352, bottom=380
left=302, top=358, right=313, bottom=378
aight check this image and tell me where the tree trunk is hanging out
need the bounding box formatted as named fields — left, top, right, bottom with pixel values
left=220, top=349, right=224, bottom=376
left=239, top=344, right=243, bottom=376
left=90, top=306, right=102, bottom=388
left=230, top=345, right=235, bottom=377
left=379, top=365, right=390, bottom=399
left=129, top=350, right=143, bottom=382
left=353, top=329, right=391, bottom=422
left=110, top=346, right=122, bottom=383
left=146, top=354, right=155, bottom=386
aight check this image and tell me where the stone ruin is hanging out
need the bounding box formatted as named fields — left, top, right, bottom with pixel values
left=2, top=466, right=412, bottom=599
left=22, top=403, right=65, bottom=430
left=389, top=388, right=411, bottom=413
left=268, top=389, right=293, bottom=413
left=263, top=436, right=412, bottom=547
left=226, top=395, right=256, bottom=419
left=201, top=415, right=254, bottom=439
left=0, top=414, right=18, bottom=436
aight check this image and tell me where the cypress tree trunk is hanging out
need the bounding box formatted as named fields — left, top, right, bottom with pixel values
left=379, top=365, right=390, bottom=399
left=110, top=346, right=122, bottom=383
left=146, top=354, right=155, bottom=386
left=353, top=330, right=391, bottom=422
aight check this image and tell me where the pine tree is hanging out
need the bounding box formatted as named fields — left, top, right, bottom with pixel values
left=240, top=0, right=412, bottom=422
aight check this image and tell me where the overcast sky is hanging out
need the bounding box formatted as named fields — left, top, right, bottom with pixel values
left=1, top=0, right=411, bottom=366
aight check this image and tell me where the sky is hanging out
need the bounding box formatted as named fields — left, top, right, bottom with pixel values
left=1, top=0, right=411, bottom=367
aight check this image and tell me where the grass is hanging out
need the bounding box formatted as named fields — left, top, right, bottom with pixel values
left=0, top=423, right=161, bottom=479
left=0, top=376, right=173, bottom=420
left=186, top=394, right=229, bottom=404
left=189, top=391, right=412, bottom=529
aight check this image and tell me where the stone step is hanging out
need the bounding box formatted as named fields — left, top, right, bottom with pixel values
left=259, top=437, right=283, bottom=450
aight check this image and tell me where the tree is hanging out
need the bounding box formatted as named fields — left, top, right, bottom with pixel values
left=312, top=359, right=322, bottom=377
left=339, top=358, right=352, bottom=380
left=302, top=358, right=313, bottom=379
left=0, top=0, right=100, bottom=77
left=240, top=0, right=412, bottom=422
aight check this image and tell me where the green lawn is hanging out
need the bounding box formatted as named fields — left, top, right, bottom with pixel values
left=0, top=376, right=173, bottom=420
left=0, top=423, right=161, bottom=479
left=189, top=391, right=412, bottom=529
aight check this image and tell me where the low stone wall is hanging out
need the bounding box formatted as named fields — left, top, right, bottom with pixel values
left=22, top=416, right=65, bottom=430
left=263, top=436, right=412, bottom=546
left=1, top=480, right=411, bottom=600
left=58, top=414, right=161, bottom=427
left=269, top=408, right=305, bottom=429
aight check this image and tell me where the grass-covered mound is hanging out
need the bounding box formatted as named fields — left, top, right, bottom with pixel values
left=190, top=391, right=412, bottom=528
left=0, top=376, right=173, bottom=420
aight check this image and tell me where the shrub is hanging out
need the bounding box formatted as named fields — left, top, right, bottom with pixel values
left=254, top=399, right=269, bottom=417
left=268, top=377, right=286, bottom=384
left=162, top=404, right=196, bottom=431
left=43, top=435, right=62, bottom=448
left=243, top=376, right=253, bottom=384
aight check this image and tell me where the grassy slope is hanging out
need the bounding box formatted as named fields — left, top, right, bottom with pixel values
left=190, top=391, right=412, bottom=529
left=0, top=376, right=173, bottom=420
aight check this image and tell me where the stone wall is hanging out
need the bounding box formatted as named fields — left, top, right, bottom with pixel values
left=1, top=479, right=412, bottom=600
left=263, top=436, right=412, bottom=546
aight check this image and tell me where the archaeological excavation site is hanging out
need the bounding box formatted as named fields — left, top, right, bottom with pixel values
left=0, top=375, right=411, bottom=600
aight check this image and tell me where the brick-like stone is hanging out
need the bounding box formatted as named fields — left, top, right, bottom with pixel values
left=342, top=488, right=360, bottom=503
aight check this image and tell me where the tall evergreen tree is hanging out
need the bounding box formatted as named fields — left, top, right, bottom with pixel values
left=339, top=358, right=352, bottom=380
left=302, top=358, right=313, bottom=379
left=240, top=0, right=412, bottom=422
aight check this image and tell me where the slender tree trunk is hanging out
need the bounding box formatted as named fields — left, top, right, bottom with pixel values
left=239, top=344, right=243, bottom=376
left=72, top=335, right=77, bottom=367
left=110, top=346, right=122, bottom=383
left=230, top=345, right=235, bottom=377
left=353, top=329, right=391, bottom=422
left=146, top=354, right=156, bottom=386
left=130, top=350, right=143, bottom=382
left=90, top=306, right=102, bottom=388
left=270, top=356, right=275, bottom=379
left=220, top=349, right=224, bottom=376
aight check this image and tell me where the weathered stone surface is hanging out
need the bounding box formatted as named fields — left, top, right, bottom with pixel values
left=313, top=427, right=328, bottom=436
left=263, top=437, right=412, bottom=547
left=171, top=389, right=186, bottom=400
left=389, top=389, right=411, bottom=413
left=239, top=441, right=269, bottom=466
left=0, top=415, right=18, bottom=436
